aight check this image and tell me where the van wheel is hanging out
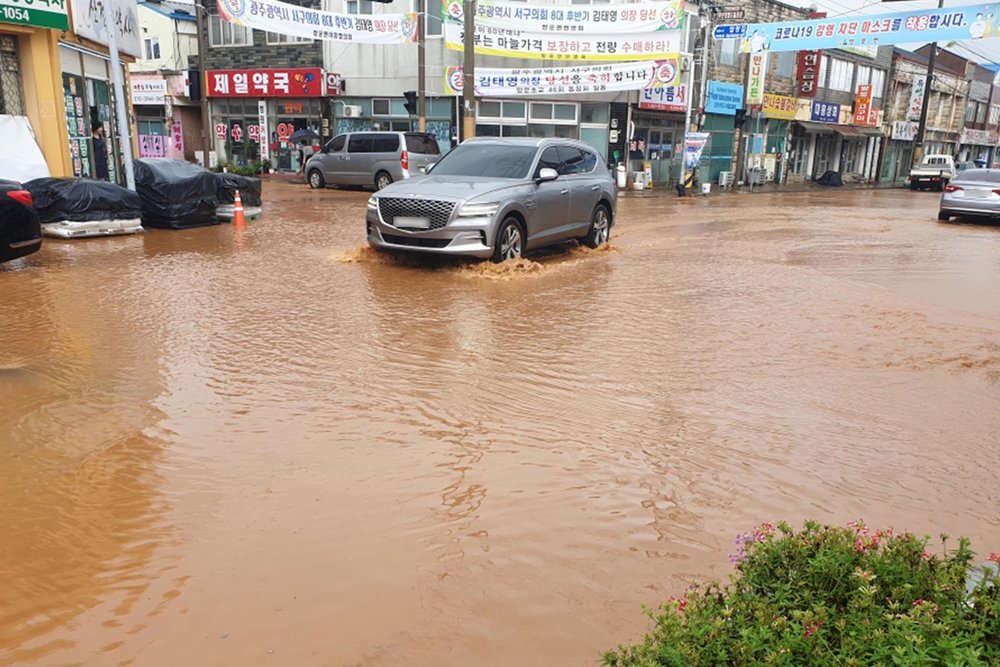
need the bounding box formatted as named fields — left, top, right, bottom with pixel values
left=375, top=171, right=393, bottom=190
left=491, top=218, right=524, bottom=263
left=582, top=204, right=611, bottom=248
left=308, top=170, right=324, bottom=189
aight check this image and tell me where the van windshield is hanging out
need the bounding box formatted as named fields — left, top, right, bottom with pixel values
left=429, top=143, right=537, bottom=179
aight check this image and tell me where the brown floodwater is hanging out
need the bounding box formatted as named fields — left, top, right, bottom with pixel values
left=1, top=182, right=998, bottom=666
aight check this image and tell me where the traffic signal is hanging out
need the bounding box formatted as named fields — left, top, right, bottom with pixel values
left=734, top=108, right=748, bottom=129
left=403, top=90, right=417, bottom=115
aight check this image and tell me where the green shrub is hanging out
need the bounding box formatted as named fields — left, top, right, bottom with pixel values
left=605, top=521, right=999, bottom=666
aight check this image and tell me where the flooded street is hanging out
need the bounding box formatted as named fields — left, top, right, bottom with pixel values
left=2, top=182, right=998, bottom=666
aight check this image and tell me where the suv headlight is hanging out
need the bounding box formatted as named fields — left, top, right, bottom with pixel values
left=367, top=195, right=377, bottom=212
left=458, top=202, right=499, bottom=218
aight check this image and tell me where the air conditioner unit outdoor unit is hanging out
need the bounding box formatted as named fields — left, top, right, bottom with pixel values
left=342, top=105, right=362, bottom=118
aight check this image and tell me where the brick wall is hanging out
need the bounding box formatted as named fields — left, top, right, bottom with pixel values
left=888, top=54, right=967, bottom=134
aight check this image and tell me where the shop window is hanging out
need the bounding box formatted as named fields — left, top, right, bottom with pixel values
left=372, top=98, right=391, bottom=115
left=580, top=103, right=609, bottom=124
left=143, top=37, right=161, bottom=60
left=966, top=100, right=977, bottom=122
left=828, top=58, right=854, bottom=92
left=976, top=102, right=987, bottom=124
left=209, top=15, right=253, bottom=46
left=266, top=32, right=312, bottom=45
left=856, top=65, right=871, bottom=86
left=347, top=0, right=373, bottom=14
left=775, top=52, right=794, bottom=78
left=479, top=100, right=502, bottom=119
left=478, top=100, right=525, bottom=124
left=870, top=69, right=886, bottom=99
left=0, top=36, right=24, bottom=116
left=530, top=102, right=576, bottom=124
left=414, top=0, right=442, bottom=36
left=527, top=124, right=577, bottom=139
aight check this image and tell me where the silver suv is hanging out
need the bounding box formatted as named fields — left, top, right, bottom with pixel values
left=366, top=137, right=617, bottom=262
left=306, top=131, right=440, bottom=191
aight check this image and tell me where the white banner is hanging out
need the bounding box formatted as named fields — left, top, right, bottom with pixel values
left=444, top=60, right=680, bottom=97
left=442, top=0, right=684, bottom=33
left=906, top=74, right=925, bottom=122
left=891, top=120, right=918, bottom=141
left=131, top=79, right=166, bottom=105
left=70, top=0, right=141, bottom=58
left=258, top=101, right=269, bottom=162
left=444, top=21, right=682, bottom=61
left=218, top=0, right=417, bottom=43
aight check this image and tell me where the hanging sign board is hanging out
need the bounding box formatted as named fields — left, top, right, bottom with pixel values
left=445, top=21, right=682, bottom=60
left=732, top=2, right=1000, bottom=53
left=0, top=0, right=69, bottom=30
left=443, top=59, right=679, bottom=96
left=442, top=0, right=684, bottom=33
left=639, top=85, right=686, bottom=112
left=70, top=0, right=141, bottom=58
left=218, top=0, right=416, bottom=43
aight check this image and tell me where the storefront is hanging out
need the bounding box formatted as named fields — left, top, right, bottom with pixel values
left=0, top=13, right=74, bottom=178
left=206, top=67, right=326, bottom=171
left=958, top=128, right=998, bottom=166
left=701, top=81, right=742, bottom=185
left=630, top=85, right=686, bottom=185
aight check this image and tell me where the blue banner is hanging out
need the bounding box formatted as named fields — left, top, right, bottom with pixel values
left=810, top=100, right=840, bottom=124
left=705, top=80, right=743, bottom=116
left=735, top=2, right=1000, bottom=53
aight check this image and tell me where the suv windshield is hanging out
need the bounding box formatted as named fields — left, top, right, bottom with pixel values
left=430, top=143, right=537, bottom=179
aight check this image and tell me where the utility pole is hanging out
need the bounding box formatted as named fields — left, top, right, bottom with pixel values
left=462, top=0, right=476, bottom=141
left=912, top=0, right=944, bottom=166
left=105, top=0, right=135, bottom=190
left=698, top=3, right=712, bottom=130
left=417, top=0, right=426, bottom=132
left=195, top=0, right=211, bottom=167
left=678, top=54, right=695, bottom=194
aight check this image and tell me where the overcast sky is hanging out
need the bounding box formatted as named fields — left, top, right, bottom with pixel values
left=780, top=0, right=1000, bottom=65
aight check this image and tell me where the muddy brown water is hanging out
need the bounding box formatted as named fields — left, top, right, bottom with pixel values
left=1, top=183, right=999, bottom=666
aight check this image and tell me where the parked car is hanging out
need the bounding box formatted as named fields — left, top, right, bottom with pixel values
left=938, top=168, right=1000, bottom=221
left=908, top=154, right=956, bottom=191
left=0, top=179, right=42, bottom=263
left=306, top=131, right=440, bottom=191
left=366, top=137, right=617, bottom=262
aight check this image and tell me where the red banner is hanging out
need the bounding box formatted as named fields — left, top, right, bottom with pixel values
left=206, top=68, right=324, bottom=98
left=853, top=84, right=873, bottom=125
left=797, top=51, right=820, bottom=98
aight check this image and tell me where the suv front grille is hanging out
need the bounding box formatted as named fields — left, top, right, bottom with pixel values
left=378, top=198, right=455, bottom=230
left=381, top=233, right=452, bottom=248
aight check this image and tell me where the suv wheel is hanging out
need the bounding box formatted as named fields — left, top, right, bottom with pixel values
left=308, top=170, right=324, bottom=189
left=937, top=210, right=951, bottom=221
left=375, top=171, right=393, bottom=190
left=582, top=204, right=611, bottom=248
left=492, top=218, right=524, bottom=263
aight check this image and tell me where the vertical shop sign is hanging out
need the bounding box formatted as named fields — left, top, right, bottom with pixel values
left=171, top=121, right=184, bottom=157
left=906, top=74, right=925, bottom=122
left=853, top=84, right=873, bottom=125
left=259, top=101, right=270, bottom=162
left=746, top=52, right=767, bottom=106
left=797, top=51, right=820, bottom=97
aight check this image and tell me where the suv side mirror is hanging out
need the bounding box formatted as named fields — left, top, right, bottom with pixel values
left=536, top=167, right=558, bottom=183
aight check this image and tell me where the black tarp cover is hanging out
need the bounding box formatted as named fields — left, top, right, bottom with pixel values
left=815, top=170, right=844, bottom=187
left=216, top=173, right=262, bottom=207
left=134, top=159, right=218, bottom=229
left=25, top=178, right=142, bottom=223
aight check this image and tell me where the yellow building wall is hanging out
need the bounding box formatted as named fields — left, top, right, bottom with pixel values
left=2, top=24, right=72, bottom=177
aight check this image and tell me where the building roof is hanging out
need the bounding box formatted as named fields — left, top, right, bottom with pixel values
left=139, top=0, right=196, bottom=22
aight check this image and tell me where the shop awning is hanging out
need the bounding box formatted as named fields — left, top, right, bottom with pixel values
left=796, top=121, right=885, bottom=137
left=796, top=121, right=837, bottom=133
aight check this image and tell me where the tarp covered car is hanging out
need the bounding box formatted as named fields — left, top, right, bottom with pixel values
left=134, top=159, right=218, bottom=229
left=215, top=173, right=262, bottom=221
left=25, top=177, right=143, bottom=238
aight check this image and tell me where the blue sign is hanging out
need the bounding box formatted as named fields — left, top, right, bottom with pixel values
left=705, top=80, right=743, bottom=116
left=740, top=1, right=1000, bottom=53
left=713, top=23, right=747, bottom=40
left=810, top=100, right=840, bottom=124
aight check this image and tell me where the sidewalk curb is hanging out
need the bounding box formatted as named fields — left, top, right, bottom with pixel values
left=618, top=181, right=909, bottom=198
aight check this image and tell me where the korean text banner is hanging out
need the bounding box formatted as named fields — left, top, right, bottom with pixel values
left=445, top=21, right=682, bottom=60
left=639, top=85, right=685, bottom=112
left=737, top=2, right=1000, bottom=53
left=442, top=0, right=684, bottom=33
left=218, top=0, right=416, bottom=43
left=444, top=60, right=679, bottom=97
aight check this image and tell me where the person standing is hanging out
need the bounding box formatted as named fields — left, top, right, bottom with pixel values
left=92, top=122, right=109, bottom=181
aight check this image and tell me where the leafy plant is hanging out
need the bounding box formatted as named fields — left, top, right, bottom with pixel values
left=605, top=521, right=999, bottom=666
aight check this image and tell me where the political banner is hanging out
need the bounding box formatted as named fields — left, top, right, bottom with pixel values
left=217, top=0, right=417, bottom=43
left=444, top=59, right=679, bottom=97
left=733, top=2, right=1000, bottom=53
left=441, top=0, right=684, bottom=33
left=444, top=21, right=682, bottom=60
left=684, top=132, right=709, bottom=169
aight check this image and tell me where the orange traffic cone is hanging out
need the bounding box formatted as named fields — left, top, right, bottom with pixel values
left=232, top=189, right=246, bottom=227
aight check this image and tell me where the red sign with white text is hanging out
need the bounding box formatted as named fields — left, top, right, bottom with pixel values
left=797, top=51, right=820, bottom=98
left=854, top=84, right=874, bottom=126
left=206, top=68, right=324, bottom=98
